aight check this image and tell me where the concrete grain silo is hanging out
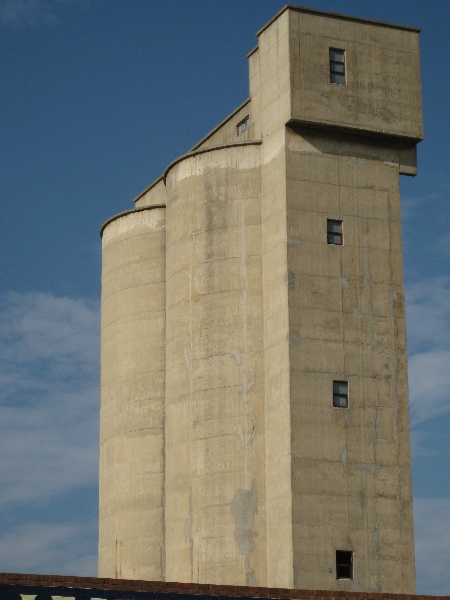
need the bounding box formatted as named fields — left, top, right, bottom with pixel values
left=99, top=5, right=423, bottom=593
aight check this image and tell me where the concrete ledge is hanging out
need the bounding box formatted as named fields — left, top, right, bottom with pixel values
left=256, top=5, right=420, bottom=38
left=163, top=140, right=262, bottom=184
left=287, top=119, right=423, bottom=144
left=100, top=204, right=166, bottom=238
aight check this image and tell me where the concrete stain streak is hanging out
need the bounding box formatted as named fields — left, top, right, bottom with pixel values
left=387, top=197, right=402, bottom=531
left=360, top=462, right=382, bottom=474
left=353, top=308, right=364, bottom=320
left=370, top=406, right=378, bottom=456
left=287, top=235, right=301, bottom=246
left=346, top=157, right=367, bottom=169
left=289, top=327, right=300, bottom=346
left=363, top=246, right=372, bottom=286
left=373, top=513, right=381, bottom=591
left=285, top=271, right=295, bottom=288
left=340, top=448, right=347, bottom=469
left=231, top=479, right=258, bottom=585
left=239, top=376, right=256, bottom=397
left=231, top=348, right=242, bottom=366
left=339, top=276, right=349, bottom=290
left=241, top=201, right=250, bottom=489
left=238, top=422, right=256, bottom=450
left=184, top=347, right=191, bottom=369
left=359, top=488, right=366, bottom=511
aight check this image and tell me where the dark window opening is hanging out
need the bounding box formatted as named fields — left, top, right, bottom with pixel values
left=330, top=48, right=346, bottom=85
left=237, top=116, right=249, bottom=136
left=336, top=550, right=353, bottom=579
left=333, top=380, right=348, bottom=408
left=327, top=219, right=343, bottom=245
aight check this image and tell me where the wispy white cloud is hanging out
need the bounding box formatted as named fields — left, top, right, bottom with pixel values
left=0, top=0, right=59, bottom=27
left=438, top=230, right=450, bottom=258
left=408, top=350, right=450, bottom=426
left=0, top=291, right=99, bottom=510
left=0, top=520, right=97, bottom=575
left=410, top=429, right=437, bottom=458
left=414, top=497, right=450, bottom=595
left=0, top=0, right=92, bottom=28
left=406, top=277, right=450, bottom=354
left=406, top=277, right=450, bottom=426
left=406, top=274, right=450, bottom=593
left=401, top=172, right=450, bottom=221
left=0, top=291, right=98, bottom=374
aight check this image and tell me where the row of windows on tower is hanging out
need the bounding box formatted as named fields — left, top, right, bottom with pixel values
left=327, top=42, right=349, bottom=575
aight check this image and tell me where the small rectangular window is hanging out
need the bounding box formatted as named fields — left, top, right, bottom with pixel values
left=330, top=48, right=346, bottom=85
left=333, top=380, right=348, bottom=408
left=237, top=116, right=249, bottom=136
left=336, top=550, right=353, bottom=579
left=327, top=219, right=343, bottom=245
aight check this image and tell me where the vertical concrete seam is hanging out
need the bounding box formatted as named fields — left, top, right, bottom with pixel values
left=338, top=156, right=351, bottom=540
left=241, top=200, right=250, bottom=489
left=282, top=130, right=294, bottom=588
left=161, top=438, right=166, bottom=580
left=162, top=218, right=167, bottom=581
left=188, top=233, right=195, bottom=580
left=114, top=398, right=118, bottom=579
left=387, top=195, right=403, bottom=532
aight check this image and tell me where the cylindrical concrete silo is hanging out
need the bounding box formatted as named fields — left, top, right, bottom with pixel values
left=163, top=142, right=267, bottom=585
left=99, top=206, right=166, bottom=580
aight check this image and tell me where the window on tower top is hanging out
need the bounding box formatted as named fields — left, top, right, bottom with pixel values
left=330, top=48, right=346, bottom=85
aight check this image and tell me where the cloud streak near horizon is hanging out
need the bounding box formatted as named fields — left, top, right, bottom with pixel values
left=406, top=277, right=450, bottom=427
left=404, top=276, right=450, bottom=595
left=0, top=0, right=91, bottom=28
left=0, top=291, right=99, bottom=574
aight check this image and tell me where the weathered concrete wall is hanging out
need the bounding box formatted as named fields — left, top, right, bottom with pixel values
left=191, top=101, right=253, bottom=152
left=285, top=128, right=414, bottom=592
left=255, top=12, right=294, bottom=588
left=134, top=177, right=166, bottom=208
left=100, top=207, right=166, bottom=580
left=287, top=8, right=423, bottom=141
left=164, top=143, right=265, bottom=585
left=256, top=9, right=291, bottom=138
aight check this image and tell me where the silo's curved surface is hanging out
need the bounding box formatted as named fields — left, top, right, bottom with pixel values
left=164, top=142, right=267, bottom=585
left=99, top=206, right=166, bottom=580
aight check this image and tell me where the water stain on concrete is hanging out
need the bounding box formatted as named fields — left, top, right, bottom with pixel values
left=231, top=479, right=258, bottom=585
left=231, top=479, right=257, bottom=556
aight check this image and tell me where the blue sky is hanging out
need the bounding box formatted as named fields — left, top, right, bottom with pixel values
left=0, top=0, right=449, bottom=594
